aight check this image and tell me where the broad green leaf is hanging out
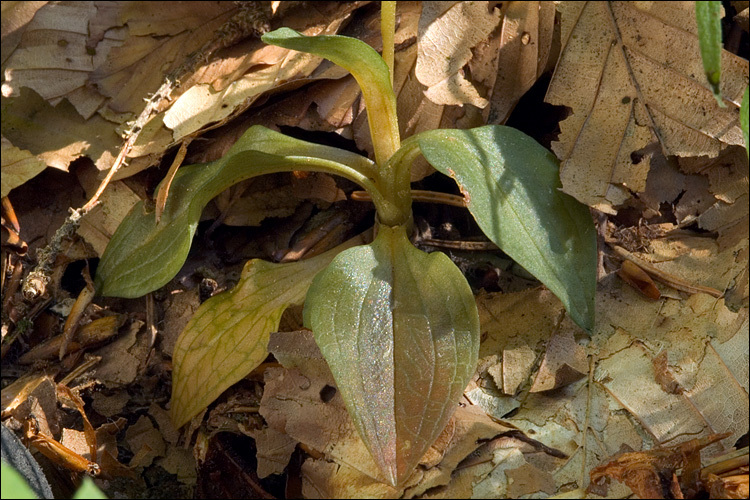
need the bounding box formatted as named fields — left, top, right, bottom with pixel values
left=262, top=28, right=400, bottom=167
left=72, top=478, right=107, bottom=499
left=413, top=125, right=596, bottom=332
left=695, top=1, right=725, bottom=107
left=303, top=225, right=479, bottom=486
left=95, top=126, right=378, bottom=298
left=742, top=86, right=749, bottom=160
left=170, top=236, right=363, bottom=428
left=1, top=463, right=38, bottom=499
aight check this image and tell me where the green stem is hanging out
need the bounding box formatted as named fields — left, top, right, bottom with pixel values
left=381, top=1, right=396, bottom=86
left=287, top=156, right=401, bottom=223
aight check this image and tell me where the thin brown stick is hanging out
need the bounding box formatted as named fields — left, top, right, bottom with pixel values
left=351, top=189, right=467, bottom=207
left=155, top=137, right=193, bottom=222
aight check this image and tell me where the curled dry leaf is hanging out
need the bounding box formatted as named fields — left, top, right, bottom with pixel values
left=618, top=259, right=661, bottom=300
left=488, top=1, right=556, bottom=124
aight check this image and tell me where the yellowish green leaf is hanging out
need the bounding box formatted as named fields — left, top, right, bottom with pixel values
left=170, top=236, right=363, bottom=428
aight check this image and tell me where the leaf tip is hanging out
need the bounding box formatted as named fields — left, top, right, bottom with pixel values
left=261, top=27, right=301, bottom=45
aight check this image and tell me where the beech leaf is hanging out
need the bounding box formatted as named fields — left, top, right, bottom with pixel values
left=414, top=125, right=597, bottom=332
left=170, top=237, right=362, bottom=428
left=95, top=126, right=374, bottom=298
left=547, top=2, right=747, bottom=213
left=303, top=225, right=479, bottom=486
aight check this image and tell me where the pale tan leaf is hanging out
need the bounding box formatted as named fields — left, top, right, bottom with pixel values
left=547, top=2, right=748, bottom=213
left=74, top=161, right=141, bottom=256
left=416, top=1, right=502, bottom=107
left=252, top=427, right=297, bottom=479
left=488, top=1, right=556, bottom=124
left=472, top=255, right=748, bottom=495
left=1, top=2, right=107, bottom=118
left=0, top=1, right=47, bottom=66
left=89, top=2, right=239, bottom=115
left=529, top=329, right=587, bottom=393
left=2, top=88, right=119, bottom=171
left=1, top=136, right=47, bottom=197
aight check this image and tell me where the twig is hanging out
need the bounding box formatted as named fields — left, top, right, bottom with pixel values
left=352, top=189, right=467, bottom=207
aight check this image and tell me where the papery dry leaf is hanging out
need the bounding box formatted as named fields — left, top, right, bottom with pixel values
left=89, top=2, right=239, bottom=115
left=0, top=136, right=47, bottom=197
left=530, top=328, right=587, bottom=392
left=1, top=2, right=112, bottom=118
left=0, top=1, right=47, bottom=65
left=488, top=1, right=556, bottom=124
left=89, top=319, right=147, bottom=386
left=125, top=415, right=166, bottom=468
left=252, top=426, right=298, bottom=479
left=416, top=1, right=502, bottom=108
left=1, top=2, right=367, bottom=183
left=506, top=462, right=557, bottom=497
left=471, top=268, right=747, bottom=495
left=547, top=1, right=748, bottom=214
left=2, top=87, right=119, bottom=171
left=502, top=345, right=536, bottom=395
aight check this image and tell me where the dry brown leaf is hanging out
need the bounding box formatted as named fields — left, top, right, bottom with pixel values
left=1, top=2, right=367, bottom=184
left=0, top=136, right=47, bottom=197
left=262, top=330, right=514, bottom=495
left=547, top=1, right=748, bottom=214
left=470, top=267, right=748, bottom=495
left=505, top=462, right=556, bottom=497
left=529, top=328, right=587, bottom=392
left=0, top=1, right=47, bottom=65
left=252, top=426, right=298, bottom=479
left=416, top=1, right=502, bottom=107
left=125, top=415, right=166, bottom=468
left=488, top=1, right=556, bottom=124
left=1, top=2, right=111, bottom=118
left=2, top=87, right=119, bottom=171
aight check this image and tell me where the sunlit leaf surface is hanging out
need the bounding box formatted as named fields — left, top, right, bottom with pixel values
left=415, top=125, right=597, bottom=332
left=303, top=225, right=479, bottom=485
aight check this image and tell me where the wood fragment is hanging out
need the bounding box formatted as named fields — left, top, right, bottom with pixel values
left=24, top=417, right=100, bottom=476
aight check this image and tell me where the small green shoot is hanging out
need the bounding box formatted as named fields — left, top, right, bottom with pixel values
left=695, top=1, right=726, bottom=107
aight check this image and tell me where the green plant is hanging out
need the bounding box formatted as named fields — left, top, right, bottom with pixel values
left=94, top=10, right=597, bottom=486
left=1, top=462, right=106, bottom=499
